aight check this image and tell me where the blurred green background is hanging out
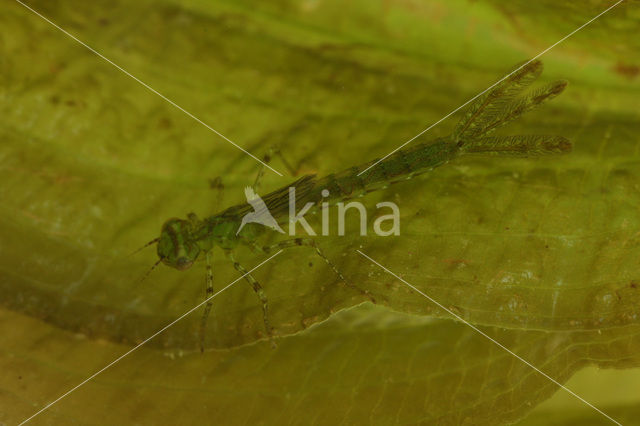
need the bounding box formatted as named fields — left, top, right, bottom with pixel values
left=1, top=0, right=640, bottom=424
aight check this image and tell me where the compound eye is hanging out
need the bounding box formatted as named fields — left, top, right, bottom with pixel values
left=175, top=257, right=193, bottom=270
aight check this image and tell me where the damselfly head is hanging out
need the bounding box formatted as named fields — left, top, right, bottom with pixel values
left=158, top=218, right=201, bottom=271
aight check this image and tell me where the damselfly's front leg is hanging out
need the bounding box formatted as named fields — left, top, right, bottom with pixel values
left=253, top=238, right=376, bottom=303
left=253, top=145, right=297, bottom=192
left=225, top=249, right=275, bottom=344
left=208, top=176, right=225, bottom=211
left=199, top=250, right=214, bottom=353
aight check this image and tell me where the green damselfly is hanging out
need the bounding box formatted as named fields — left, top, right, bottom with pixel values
left=139, top=60, right=571, bottom=351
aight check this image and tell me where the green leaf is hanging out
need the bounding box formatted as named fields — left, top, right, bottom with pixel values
left=3, top=304, right=640, bottom=425
left=1, top=0, right=639, bottom=424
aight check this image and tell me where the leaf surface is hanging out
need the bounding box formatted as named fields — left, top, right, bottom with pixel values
left=1, top=0, right=639, bottom=424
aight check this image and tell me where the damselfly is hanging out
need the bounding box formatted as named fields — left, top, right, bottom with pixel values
left=138, top=60, right=571, bottom=351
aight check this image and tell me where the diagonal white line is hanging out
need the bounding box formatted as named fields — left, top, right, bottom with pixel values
left=358, top=0, right=626, bottom=176
left=356, top=250, right=622, bottom=426
left=18, top=250, right=283, bottom=425
left=14, top=0, right=283, bottom=177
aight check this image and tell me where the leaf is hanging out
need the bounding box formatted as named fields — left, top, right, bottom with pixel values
left=2, top=304, right=640, bottom=425
left=1, top=0, right=639, bottom=424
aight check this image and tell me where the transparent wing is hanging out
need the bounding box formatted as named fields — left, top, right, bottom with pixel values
left=477, top=80, right=568, bottom=137
left=220, top=175, right=318, bottom=223
left=453, top=60, right=543, bottom=141
left=462, top=135, right=572, bottom=156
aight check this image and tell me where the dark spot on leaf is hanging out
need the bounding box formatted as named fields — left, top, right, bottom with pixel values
left=158, top=117, right=172, bottom=129
left=613, top=61, right=640, bottom=80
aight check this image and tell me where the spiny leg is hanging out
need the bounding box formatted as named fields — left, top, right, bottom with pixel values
left=224, top=249, right=274, bottom=343
left=208, top=176, right=225, bottom=211
left=254, top=238, right=376, bottom=303
left=199, top=250, right=214, bottom=353
left=253, top=145, right=297, bottom=192
left=462, top=135, right=571, bottom=156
